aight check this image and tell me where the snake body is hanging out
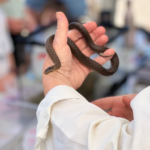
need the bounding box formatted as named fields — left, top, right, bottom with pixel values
left=44, top=22, right=119, bottom=76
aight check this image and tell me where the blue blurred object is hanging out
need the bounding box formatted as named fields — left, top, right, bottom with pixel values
left=26, top=0, right=87, bottom=20
left=135, top=29, right=150, bottom=57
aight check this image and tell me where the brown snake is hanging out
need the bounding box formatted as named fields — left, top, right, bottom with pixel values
left=44, top=22, right=119, bottom=76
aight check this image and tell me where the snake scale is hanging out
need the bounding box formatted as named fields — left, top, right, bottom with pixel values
left=44, top=22, right=119, bottom=76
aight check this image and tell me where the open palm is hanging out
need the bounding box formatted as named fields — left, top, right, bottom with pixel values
left=43, top=12, right=115, bottom=91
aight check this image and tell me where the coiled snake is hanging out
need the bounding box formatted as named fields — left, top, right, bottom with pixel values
left=44, top=22, right=119, bottom=76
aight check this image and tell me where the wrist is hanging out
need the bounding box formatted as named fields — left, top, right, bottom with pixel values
left=43, top=73, right=73, bottom=95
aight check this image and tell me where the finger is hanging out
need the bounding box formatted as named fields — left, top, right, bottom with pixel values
left=68, top=22, right=97, bottom=42
left=94, top=48, right=115, bottom=65
left=74, top=27, right=107, bottom=52
left=79, top=35, right=108, bottom=58
left=68, top=23, right=105, bottom=44
left=90, top=26, right=106, bottom=41
left=122, top=94, right=136, bottom=109
left=67, top=25, right=107, bottom=59
left=53, top=12, right=68, bottom=50
left=95, top=35, right=108, bottom=46
left=72, top=48, right=114, bottom=67
left=122, top=96, right=131, bottom=109
left=127, top=94, right=136, bottom=100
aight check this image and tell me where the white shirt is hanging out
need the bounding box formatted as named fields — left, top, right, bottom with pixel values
left=35, top=85, right=150, bottom=150
left=0, top=10, right=14, bottom=77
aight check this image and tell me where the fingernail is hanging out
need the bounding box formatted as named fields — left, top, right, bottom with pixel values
left=56, top=12, right=62, bottom=20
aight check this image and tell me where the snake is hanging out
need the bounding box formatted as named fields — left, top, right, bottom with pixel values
left=44, top=22, right=119, bottom=76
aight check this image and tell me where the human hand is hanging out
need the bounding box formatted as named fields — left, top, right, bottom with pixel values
left=92, top=94, right=136, bottom=121
left=8, top=18, right=24, bottom=35
left=43, top=12, right=115, bottom=95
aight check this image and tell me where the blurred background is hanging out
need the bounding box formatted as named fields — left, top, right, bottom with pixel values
left=0, top=0, right=150, bottom=149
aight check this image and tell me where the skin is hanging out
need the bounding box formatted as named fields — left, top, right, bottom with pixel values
left=92, top=94, right=136, bottom=121
left=43, top=12, right=134, bottom=121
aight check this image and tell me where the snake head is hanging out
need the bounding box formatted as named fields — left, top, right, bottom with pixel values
left=44, top=66, right=56, bottom=74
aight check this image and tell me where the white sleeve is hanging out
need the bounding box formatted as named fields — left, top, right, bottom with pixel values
left=35, top=85, right=150, bottom=150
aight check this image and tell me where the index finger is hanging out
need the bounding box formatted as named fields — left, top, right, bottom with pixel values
left=67, top=22, right=97, bottom=42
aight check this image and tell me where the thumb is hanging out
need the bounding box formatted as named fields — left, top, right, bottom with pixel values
left=122, top=96, right=132, bottom=109
left=53, top=12, right=69, bottom=50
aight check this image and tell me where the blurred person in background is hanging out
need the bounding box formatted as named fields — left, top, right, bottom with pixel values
left=7, top=16, right=24, bottom=35
left=21, top=0, right=87, bottom=75
left=0, top=0, right=25, bottom=35
left=0, top=0, right=17, bottom=91
left=25, top=0, right=87, bottom=32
